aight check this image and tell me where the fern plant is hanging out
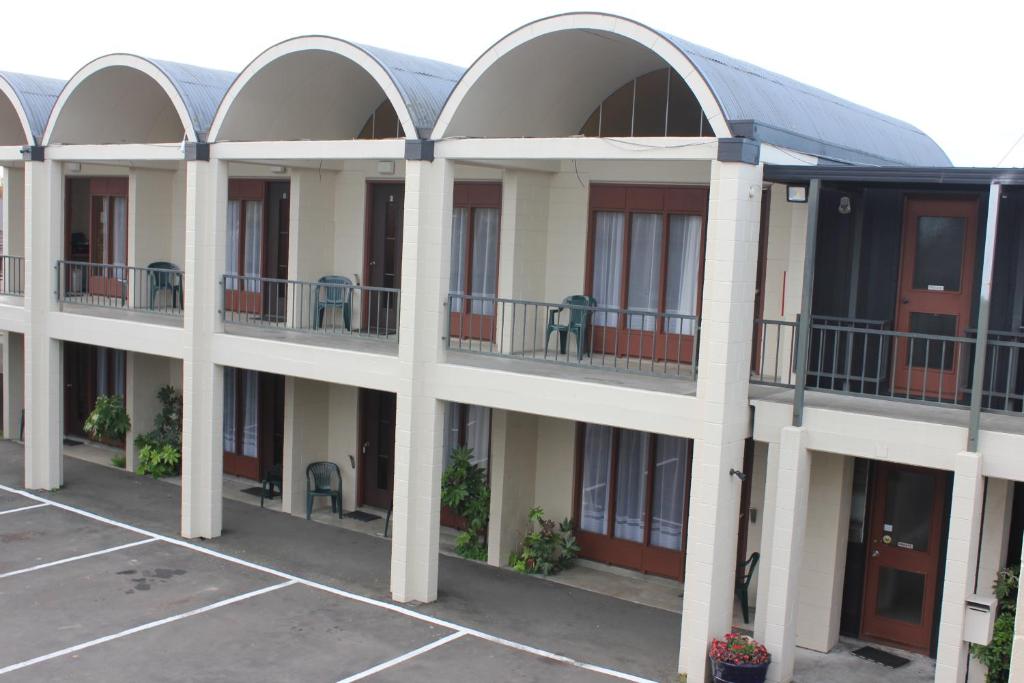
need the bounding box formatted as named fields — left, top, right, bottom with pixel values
left=137, top=443, right=181, bottom=479
left=971, top=565, right=1019, bottom=682
left=440, top=446, right=490, bottom=561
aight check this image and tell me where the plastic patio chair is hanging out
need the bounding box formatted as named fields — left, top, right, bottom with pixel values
left=315, top=276, right=353, bottom=331
left=306, top=461, right=343, bottom=520
left=147, top=261, right=182, bottom=310
left=260, top=463, right=283, bottom=508
left=545, top=295, right=596, bottom=360
left=735, top=552, right=760, bottom=624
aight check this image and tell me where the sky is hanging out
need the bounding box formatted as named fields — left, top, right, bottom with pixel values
left=3, top=0, right=1022, bottom=167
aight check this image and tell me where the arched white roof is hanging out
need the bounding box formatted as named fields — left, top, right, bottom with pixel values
left=44, top=54, right=235, bottom=145
left=434, top=12, right=950, bottom=166
left=0, top=71, right=64, bottom=146
left=210, top=36, right=463, bottom=142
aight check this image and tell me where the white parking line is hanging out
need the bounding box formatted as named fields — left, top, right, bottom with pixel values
left=0, top=483, right=656, bottom=683
left=0, top=538, right=158, bottom=579
left=0, top=502, right=48, bottom=516
left=337, top=631, right=467, bottom=683
left=0, top=580, right=296, bottom=675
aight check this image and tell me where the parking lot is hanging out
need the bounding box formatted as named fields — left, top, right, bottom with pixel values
left=0, top=484, right=654, bottom=682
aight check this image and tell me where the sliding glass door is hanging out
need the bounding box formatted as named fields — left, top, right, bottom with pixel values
left=449, top=183, right=501, bottom=341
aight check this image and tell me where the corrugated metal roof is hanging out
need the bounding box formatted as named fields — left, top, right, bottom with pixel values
left=355, top=43, right=463, bottom=138
left=0, top=71, right=65, bottom=144
left=146, top=59, right=236, bottom=141
left=657, top=32, right=951, bottom=167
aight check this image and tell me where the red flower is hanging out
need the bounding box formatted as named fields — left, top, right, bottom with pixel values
left=709, top=633, right=770, bottom=665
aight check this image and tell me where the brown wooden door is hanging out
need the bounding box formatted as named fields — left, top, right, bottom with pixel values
left=223, top=368, right=260, bottom=480
left=359, top=389, right=396, bottom=509
left=448, top=183, right=501, bottom=342
left=861, top=462, right=946, bottom=653
left=63, top=343, right=93, bottom=438
left=86, top=179, right=128, bottom=300
left=365, top=184, right=404, bottom=335
left=225, top=180, right=267, bottom=317
left=892, top=197, right=978, bottom=398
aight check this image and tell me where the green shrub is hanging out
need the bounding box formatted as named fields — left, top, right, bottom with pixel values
left=83, top=395, right=131, bottom=443
left=134, top=385, right=182, bottom=452
left=971, top=565, right=1019, bottom=683
left=137, top=443, right=181, bottom=479
left=110, top=454, right=126, bottom=469
left=509, top=507, right=580, bottom=576
left=440, top=446, right=490, bottom=561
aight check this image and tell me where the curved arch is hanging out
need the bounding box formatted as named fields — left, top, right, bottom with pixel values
left=210, top=36, right=429, bottom=142
left=44, top=54, right=231, bottom=145
left=0, top=77, right=35, bottom=146
left=432, top=13, right=731, bottom=140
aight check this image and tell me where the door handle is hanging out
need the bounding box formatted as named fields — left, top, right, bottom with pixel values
left=901, top=299, right=910, bottom=304
left=871, top=549, right=880, bottom=558
left=362, top=441, right=369, bottom=454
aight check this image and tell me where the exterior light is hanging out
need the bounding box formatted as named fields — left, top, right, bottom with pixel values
left=838, top=196, right=852, bottom=215
left=786, top=185, right=807, bottom=203
left=377, top=160, right=396, bottom=176
left=270, top=166, right=287, bottom=175
left=66, top=162, right=82, bottom=173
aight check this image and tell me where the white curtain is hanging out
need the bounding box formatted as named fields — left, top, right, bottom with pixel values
left=96, top=349, right=109, bottom=396
left=226, top=200, right=241, bottom=281
left=442, top=402, right=490, bottom=471
left=580, top=424, right=613, bottom=534
left=449, top=208, right=469, bottom=313
left=112, top=350, right=126, bottom=397
left=627, top=213, right=662, bottom=332
left=665, top=215, right=701, bottom=335
left=614, top=429, right=649, bottom=542
left=470, top=208, right=499, bottom=316
left=243, top=200, right=263, bottom=293
left=112, top=197, right=127, bottom=280
left=240, top=370, right=258, bottom=457
left=95, top=349, right=125, bottom=398
left=222, top=367, right=236, bottom=453
left=650, top=436, right=689, bottom=550
left=591, top=212, right=624, bottom=326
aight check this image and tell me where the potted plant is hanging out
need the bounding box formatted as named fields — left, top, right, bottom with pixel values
left=709, top=633, right=770, bottom=683
left=83, top=394, right=131, bottom=446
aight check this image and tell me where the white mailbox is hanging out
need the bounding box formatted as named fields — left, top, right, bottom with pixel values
left=963, top=594, right=998, bottom=645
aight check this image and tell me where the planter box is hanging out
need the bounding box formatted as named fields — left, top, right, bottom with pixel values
left=710, top=659, right=770, bottom=683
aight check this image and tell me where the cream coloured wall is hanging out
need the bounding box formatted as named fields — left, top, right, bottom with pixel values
left=3, top=166, right=24, bottom=257
left=130, top=167, right=176, bottom=270
left=531, top=415, right=576, bottom=523
left=487, top=409, right=538, bottom=566
left=327, top=383, right=360, bottom=511
left=125, top=352, right=183, bottom=471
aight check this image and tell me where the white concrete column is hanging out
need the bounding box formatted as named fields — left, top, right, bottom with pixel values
left=968, top=478, right=1012, bottom=683
left=3, top=332, right=24, bottom=440
left=486, top=409, right=538, bottom=567
left=390, top=158, right=454, bottom=603
left=180, top=159, right=227, bottom=538
left=679, top=159, right=764, bottom=680
left=282, top=376, right=331, bottom=516
left=762, top=426, right=811, bottom=683
left=754, top=440, right=781, bottom=643
left=1009, top=525, right=1024, bottom=682
left=936, top=451, right=985, bottom=682
left=24, top=159, right=63, bottom=490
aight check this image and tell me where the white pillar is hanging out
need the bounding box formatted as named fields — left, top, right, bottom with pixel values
left=180, top=159, right=226, bottom=538
left=679, top=159, right=764, bottom=680
left=968, top=478, right=1012, bottom=683
left=754, top=440, right=780, bottom=643
left=1009, top=526, right=1024, bottom=682
left=24, top=159, right=63, bottom=490
left=936, top=451, right=985, bottom=682
left=762, top=426, right=811, bottom=683
left=486, top=409, right=538, bottom=567
left=390, top=158, right=454, bottom=603
left=3, top=332, right=24, bottom=440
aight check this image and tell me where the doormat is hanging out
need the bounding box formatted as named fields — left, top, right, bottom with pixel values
left=63, top=438, right=80, bottom=446
left=239, top=487, right=266, bottom=498
left=344, top=510, right=381, bottom=522
left=851, top=646, right=910, bottom=669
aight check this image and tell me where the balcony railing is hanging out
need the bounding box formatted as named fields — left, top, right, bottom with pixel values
left=974, top=330, right=1024, bottom=415
left=221, top=275, right=400, bottom=342
left=0, top=255, right=25, bottom=296
left=56, top=260, right=183, bottom=316
left=446, top=293, right=699, bottom=378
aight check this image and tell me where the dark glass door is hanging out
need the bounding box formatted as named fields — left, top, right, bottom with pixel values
left=365, top=184, right=404, bottom=335
left=359, top=389, right=396, bottom=509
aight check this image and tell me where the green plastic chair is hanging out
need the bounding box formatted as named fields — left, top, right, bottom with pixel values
left=736, top=552, right=760, bottom=624
left=306, top=461, right=342, bottom=520
left=315, top=276, right=352, bottom=331
left=545, top=295, right=596, bottom=360
left=147, top=261, right=182, bottom=310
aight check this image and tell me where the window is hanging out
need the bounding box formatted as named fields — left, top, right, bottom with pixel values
left=442, top=402, right=491, bottom=473
left=579, top=68, right=711, bottom=138
left=357, top=100, right=402, bottom=139
left=226, top=181, right=265, bottom=291
left=95, top=348, right=126, bottom=398
left=448, top=183, right=501, bottom=339
left=223, top=367, right=258, bottom=458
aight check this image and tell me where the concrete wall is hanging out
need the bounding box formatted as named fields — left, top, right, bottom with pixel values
left=532, top=415, right=576, bottom=523
left=3, top=166, right=24, bottom=257
left=125, top=352, right=183, bottom=471
left=487, top=409, right=538, bottom=566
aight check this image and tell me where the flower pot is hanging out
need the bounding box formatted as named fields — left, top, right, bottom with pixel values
left=710, top=658, right=770, bottom=683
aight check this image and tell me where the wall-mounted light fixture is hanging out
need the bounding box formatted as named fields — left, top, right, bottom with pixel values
left=377, top=160, right=396, bottom=176
left=786, top=184, right=808, bottom=203
left=270, top=165, right=287, bottom=175
left=66, top=162, right=82, bottom=173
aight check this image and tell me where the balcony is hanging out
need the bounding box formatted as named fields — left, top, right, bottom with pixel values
left=445, top=294, right=699, bottom=388
left=0, top=256, right=25, bottom=297
left=56, top=260, right=184, bottom=322
left=220, top=275, right=400, bottom=350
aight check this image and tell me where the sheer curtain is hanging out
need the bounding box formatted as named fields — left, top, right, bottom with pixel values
left=243, top=201, right=263, bottom=293
left=470, top=208, right=499, bottom=316
left=112, top=197, right=127, bottom=280
left=223, top=368, right=236, bottom=453
left=96, top=349, right=109, bottom=396
left=627, top=214, right=662, bottom=332
left=240, top=370, right=258, bottom=457
left=591, top=212, right=624, bottom=326
left=442, top=402, right=491, bottom=471
left=580, top=424, right=613, bottom=534
left=665, top=215, right=701, bottom=335
left=448, top=208, right=469, bottom=313
left=226, top=201, right=241, bottom=279
left=112, top=351, right=126, bottom=398
left=614, top=429, right=649, bottom=542
left=650, top=436, right=689, bottom=549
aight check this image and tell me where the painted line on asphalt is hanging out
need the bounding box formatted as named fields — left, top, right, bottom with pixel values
left=337, top=631, right=468, bottom=683
left=0, top=484, right=656, bottom=683
left=0, top=580, right=296, bottom=676
left=0, top=538, right=158, bottom=579
left=0, top=502, right=49, bottom=516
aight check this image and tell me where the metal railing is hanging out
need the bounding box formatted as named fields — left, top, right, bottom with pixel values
left=973, top=330, right=1024, bottom=415
left=0, top=255, right=25, bottom=296
left=446, top=293, right=699, bottom=378
left=221, top=274, right=400, bottom=342
left=56, top=260, right=183, bottom=315
left=751, top=318, right=797, bottom=386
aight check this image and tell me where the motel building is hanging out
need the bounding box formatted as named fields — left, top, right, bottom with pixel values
left=3, top=12, right=1024, bottom=683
